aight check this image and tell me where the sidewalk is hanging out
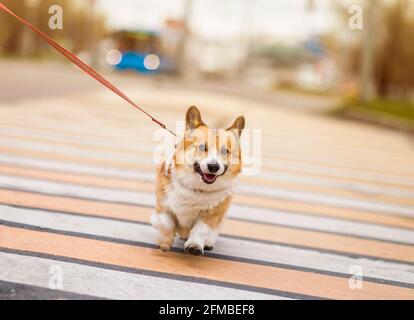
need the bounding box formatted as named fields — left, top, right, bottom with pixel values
left=0, top=82, right=413, bottom=299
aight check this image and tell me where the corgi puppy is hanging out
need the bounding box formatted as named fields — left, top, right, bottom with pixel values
left=151, top=106, right=245, bottom=255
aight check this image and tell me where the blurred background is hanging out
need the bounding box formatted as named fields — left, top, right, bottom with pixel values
left=0, top=0, right=413, bottom=131
left=1, top=1, right=414, bottom=301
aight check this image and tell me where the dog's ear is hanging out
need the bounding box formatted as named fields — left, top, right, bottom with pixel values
left=227, top=116, right=245, bottom=136
left=186, top=106, right=205, bottom=129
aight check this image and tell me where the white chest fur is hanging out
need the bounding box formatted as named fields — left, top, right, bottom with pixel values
left=164, top=177, right=233, bottom=228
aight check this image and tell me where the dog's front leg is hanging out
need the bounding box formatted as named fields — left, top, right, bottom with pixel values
left=184, top=219, right=216, bottom=256
left=151, top=212, right=176, bottom=252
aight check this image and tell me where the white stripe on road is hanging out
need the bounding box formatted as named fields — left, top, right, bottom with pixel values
left=0, top=205, right=413, bottom=286
left=1, top=120, right=414, bottom=187
left=0, top=126, right=156, bottom=152
left=0, top=153, right=155, bottom=181
left=1, top=175, right=414, bottom=244
left=257, top=167, right=414, bottom=199
left=0, top=174, right=154, bottom=207
left=2, top=131, right=414, bottom=200
left=237, top=184, right=414, bottom=218
left=0, top=137, right=147, bottom=165
left=0, top=252, right=281, bottom=300
left=230, top=205, right=414, bottom=244
left=0, top=150, right=413, bottom=217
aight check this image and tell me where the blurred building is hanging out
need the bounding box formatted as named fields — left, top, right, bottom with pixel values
left=187, top=37, right=247, bottom=79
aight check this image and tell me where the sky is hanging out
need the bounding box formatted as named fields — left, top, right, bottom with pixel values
left=97, top=0, right=339, bottom=43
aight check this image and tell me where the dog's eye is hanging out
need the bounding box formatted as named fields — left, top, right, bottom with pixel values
left=220, top=147, right=229, bottom=155
left=198, top=144, right=207, bottom=152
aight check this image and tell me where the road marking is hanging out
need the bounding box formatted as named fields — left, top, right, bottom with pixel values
left=0, top=190, right=413, bottom=264
left=0, top=252, right=281, bottom=300
left=1, top=116, right=413, bottom=186
left=1, top=132, right=414, bottom=204
left=1, top=169, right=414, bottom=242
left=1, top=224, right=413, bottom=299
left=0, top=278, right=101, bottom=300
left=1, top=146, right=413, bottom=216
left=1, top=204, right=413, bottom=287
left=1, top=155, right=413, bottom=229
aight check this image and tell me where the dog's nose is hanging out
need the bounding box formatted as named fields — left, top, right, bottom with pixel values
left=207, top=162, right=220, bottom=173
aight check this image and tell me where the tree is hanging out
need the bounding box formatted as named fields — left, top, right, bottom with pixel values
left=0, top=0, right=106, bottom=57
left=375, top=0, right=414, bottom=98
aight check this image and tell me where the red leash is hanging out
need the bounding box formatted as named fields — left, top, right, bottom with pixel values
left=0, top=2, right=177, bottom=137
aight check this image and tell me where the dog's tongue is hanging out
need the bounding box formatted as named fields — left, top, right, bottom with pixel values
left=202, top=174, right=217, bottom=184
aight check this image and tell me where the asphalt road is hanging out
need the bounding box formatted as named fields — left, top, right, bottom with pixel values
left=0, top=70, right=413, bottom=299
left=0, top=59, right=338, bottom=113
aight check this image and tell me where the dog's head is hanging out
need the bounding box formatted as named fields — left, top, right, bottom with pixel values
left=173, top=106, right=245, bottom=191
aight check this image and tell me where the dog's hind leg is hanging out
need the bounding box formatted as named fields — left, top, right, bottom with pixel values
left=152, top=212, right=175, bottom=252
left=153, top=162, right=176, bottom=251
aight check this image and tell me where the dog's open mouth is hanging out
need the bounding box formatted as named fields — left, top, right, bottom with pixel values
left=194, top=163, right=218, bottom=184
left=201, top=173, right=217, bottom=184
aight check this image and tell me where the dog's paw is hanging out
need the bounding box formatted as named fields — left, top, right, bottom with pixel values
left=177, top=228, right=190, bottom=241
left=184, top=242, right=204, bottom=256
left=158, top=243, right=171, bottom=252
left=204, top=245, right=214, bottom=251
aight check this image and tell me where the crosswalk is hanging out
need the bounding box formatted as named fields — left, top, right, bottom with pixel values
left=0, top=87, right=413, bottom=299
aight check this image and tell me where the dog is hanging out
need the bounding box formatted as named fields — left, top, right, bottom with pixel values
left=151, top=106, right=245, bottom=255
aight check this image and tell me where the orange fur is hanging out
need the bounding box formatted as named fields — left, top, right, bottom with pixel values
left=152, top=106, right=245, bottom=255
